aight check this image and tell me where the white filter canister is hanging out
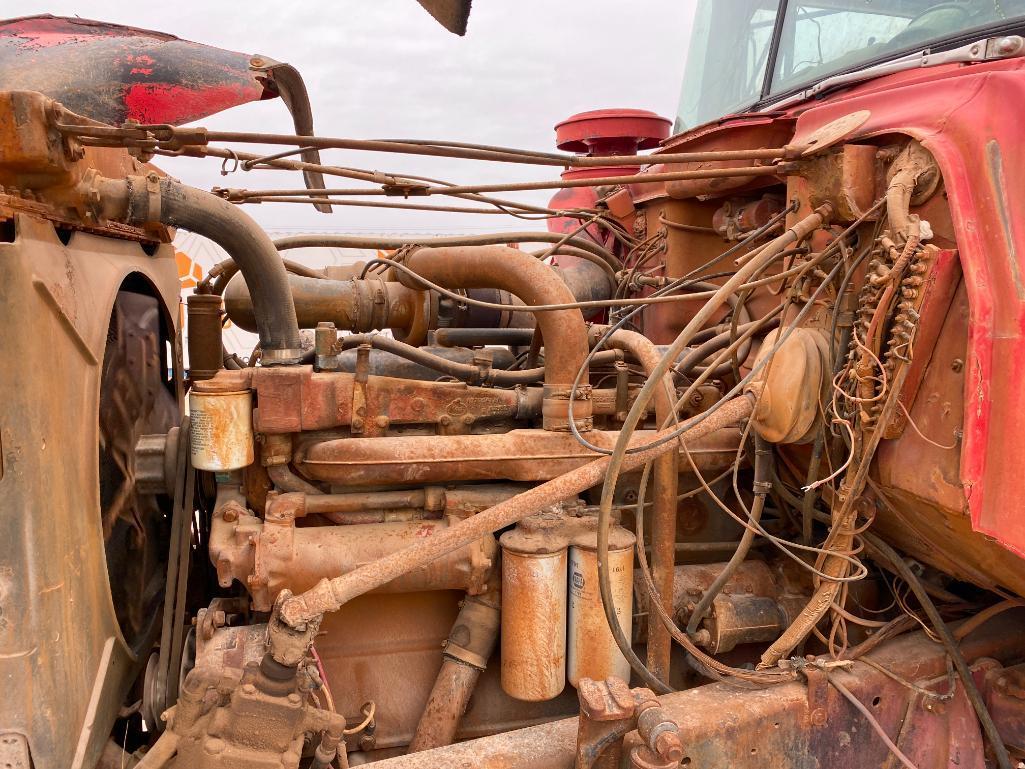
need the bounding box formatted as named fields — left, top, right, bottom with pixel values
left=188, top=389, right=254, bottom=471
left=567, top=528, right=635, bottom=688
left=500, top=546, right=568, bottom=702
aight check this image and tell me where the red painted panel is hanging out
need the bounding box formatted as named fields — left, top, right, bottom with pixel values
left=0, top=15, right=270, bottom=125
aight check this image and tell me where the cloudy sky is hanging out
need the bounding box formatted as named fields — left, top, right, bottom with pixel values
left=7, top=1, right=697, bottom=233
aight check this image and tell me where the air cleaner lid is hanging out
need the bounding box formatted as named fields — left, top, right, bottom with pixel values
left=555, top=108, right=671, bottom=154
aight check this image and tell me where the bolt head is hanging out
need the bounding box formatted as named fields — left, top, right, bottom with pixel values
left=654, top=732, right=684, bottom=763
left=997, top=37, right=1021, bottom=55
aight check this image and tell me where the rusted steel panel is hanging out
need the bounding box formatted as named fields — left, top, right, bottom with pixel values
left=0, top=214, right=179, bottom=769
left=368, top=611, right=1025, bottom=769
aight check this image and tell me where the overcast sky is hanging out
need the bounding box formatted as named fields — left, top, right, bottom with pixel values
left=6, top=1, right=697, bottom=233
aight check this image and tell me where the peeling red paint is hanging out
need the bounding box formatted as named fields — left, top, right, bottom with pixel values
left=0, top=15, right=272, bottom=125
left=123, top=82, right=263, bottom=125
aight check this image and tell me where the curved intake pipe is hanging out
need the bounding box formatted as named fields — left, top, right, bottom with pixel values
left=100, top=176, right=302, bottom=362
left=222, top=257, right=613, bottom=342
left=400, top=245, right=592, bottom=430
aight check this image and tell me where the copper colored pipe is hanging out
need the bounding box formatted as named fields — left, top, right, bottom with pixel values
left=182, top=128, right=791, bottom=168
left=408, top=586, right=501, bottom=753
left=273, top=231, right=616, bottom=267
left=408, top=661, right=484, bottom=752
left=191, top=146, right=581, bottom=217
left=266, top=463, right=322, bottom=495
left=303, top=489, right=427, bottom=515
left=278, top=394, right=754, bottom=628
left=400, top=245, right=592, bottom=430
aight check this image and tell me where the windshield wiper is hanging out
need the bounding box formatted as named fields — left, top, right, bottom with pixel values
left=767, top=33, right=1025, bottom=111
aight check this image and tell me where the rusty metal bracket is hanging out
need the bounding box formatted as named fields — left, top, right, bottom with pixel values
left=0, top=734, right=30, bottom=769
left=575, top=678, right=683, bottom=769
left=382, top=181, right=431, bottom=197
left=799, top=661, right=832, bottom=728
left=576, top=678, right=641, bottom=769
left=351, top=343, right=372, bottom=435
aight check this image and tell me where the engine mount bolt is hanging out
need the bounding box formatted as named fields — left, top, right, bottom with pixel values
left=654, top=731, right=684, bottom=762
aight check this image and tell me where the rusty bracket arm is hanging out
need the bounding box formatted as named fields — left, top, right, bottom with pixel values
left=575, top=678, right=684, bottom=769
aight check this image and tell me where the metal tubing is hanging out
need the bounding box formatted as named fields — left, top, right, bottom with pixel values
left=182, top=128, right=790, bottom=168
left=325, top=344, right=519, bottom=382
left=304, top=489, right=427, bottom=515
left=222, top=165, right=789, bottom=200
left=334, top=334, right=553, bottom=387
left=409, top=588, right=501, bottom=752
left=273, top=232, right=617, bottom=268
left=408, top=661, right=486, bottom=752
left=267, top=463, right=322, bottom=495
left=278, top=394, right=754, bottom=628
left=686, top=434, right=772, bottom=634
left=400, top=246, right=592, bottom=430
left=604, top=329, right=678, bottom=681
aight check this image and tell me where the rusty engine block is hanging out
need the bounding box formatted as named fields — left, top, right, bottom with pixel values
left=3, top=12, right=1025, bottom=769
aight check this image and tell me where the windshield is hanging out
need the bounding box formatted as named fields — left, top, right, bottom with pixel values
left=676, top=0, right=1025, bottom=131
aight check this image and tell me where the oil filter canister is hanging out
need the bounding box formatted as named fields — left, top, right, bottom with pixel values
left=567, top=526, right=635, bottom=687
left=188, top=388, right=254, bottom=471
left=499, top=527, right=568, bottom=702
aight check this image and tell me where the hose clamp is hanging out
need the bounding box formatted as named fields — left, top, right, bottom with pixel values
left=261, top=348, right=303, bottom=366
left=144, top=172, right=162, bottom=222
